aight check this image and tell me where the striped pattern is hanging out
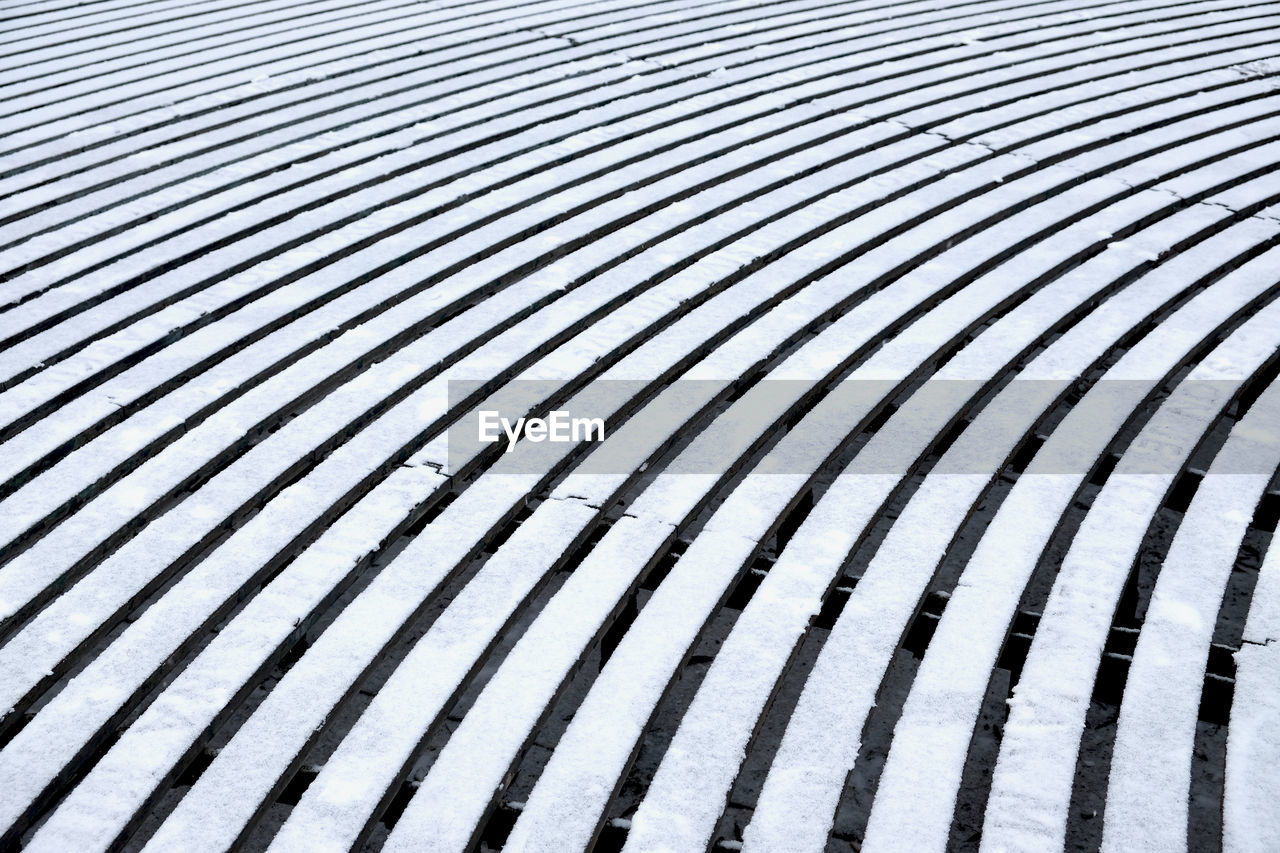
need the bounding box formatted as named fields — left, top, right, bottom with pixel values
left=1, top=0, right=1278, bottom=850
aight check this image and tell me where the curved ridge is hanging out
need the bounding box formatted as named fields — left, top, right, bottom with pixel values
left=1, top=1, right=1278, bottom=852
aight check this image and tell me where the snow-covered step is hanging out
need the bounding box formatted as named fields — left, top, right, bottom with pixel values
left=87, top=125, right=986, bottom=849
left=0, top=272, right=682, bottom=844
left=980, top=336, right=1280, bottom=853
left=0, top=0, right=1208, bottom=194
left=2, top=34, right=962, bottom=417
left=11, top=61, right=1269, bottom=594
left=0, top=0, right=421, bottom=91
left=8, top=19, right=1270, bottom=506
left=15, top=26, right=1254, bottom=630
left=856, top=265, right=1280, bottom=853
left=49, top=157, right=936, bottom=852
left=112, top=107, right=1039, bottom=853
left=9, top=11, right=1029, bottom=382
left=0, top=108, right=970, bottom=842
left=10, top=16, right=1269, bottom=294
left=5, top=0, right=910, bottom=217
left=0, top=0, right=697, bottom=169
left=1, top=0, right=528, bottom=117
left=0, top=159, right=807, bottom=686
left=0, top=0, right=1062, bottom=165
left=744, top=219, right=1280, bottom=852
left=7, top=20, right=1259, bottom=414
left=377, top=121, right=1280, bottom=853
left=1096, top=380, right=1280, bottom=853
left=7, top=0, right=1218, bottom=326
left=1225, top=524, right=1280, bottom=853
left=125, top=282, right=846, bottom=853
left=584, top=181, right=1278, bottom=853
left=0, top=0, right=601, bottom=156
left=4, top=1, right=1278, bottom=849
left=49, top=104, right=1269, bottom=850
left=0, top=0, right=352, bottom=59
left=5, top=0, right=1244, bottom=249
left=0, top=59, right=1003, bottom=607
left=0, top=105, right=921, bottom=547
left=0, top=0, right=264, bottom=40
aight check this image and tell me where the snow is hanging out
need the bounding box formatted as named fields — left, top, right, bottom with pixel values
left=980, top=287, right=1280, bottom=851
left=860, top=256, right=1280, bottom=853
left=1099, top=380, right=1280, bottom=853
left=7, top=179, right=814, bottom=836
left=23, top=107, right=945, bottom=845
left=1226, top=521, right=1280, bottom=853
left=404, top=95, right=1280, bottom=853
left=4, top=0, right=1280, bottom=850
left=746, top=221, right=1280, bottom=852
